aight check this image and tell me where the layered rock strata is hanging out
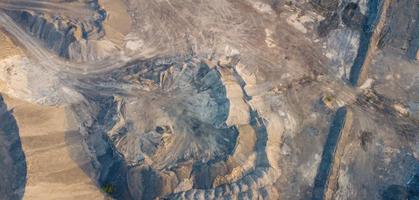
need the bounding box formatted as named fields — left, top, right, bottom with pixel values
left=3, top=0, right=111, bottom=62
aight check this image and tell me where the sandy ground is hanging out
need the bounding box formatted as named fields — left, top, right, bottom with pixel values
left=0, top=30, right=15, bottom=92
left=0, top=30, right=22, bottom=59
left=99, top=0, right=131, bottom=46
left=0, top=94, right=104, bottom=200
left=0, top=29, right=103, bottom=199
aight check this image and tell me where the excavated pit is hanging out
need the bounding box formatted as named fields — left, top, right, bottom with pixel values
left=69, top=58, right=282, bottom=199
left=0, top=0, right=418, bottom=199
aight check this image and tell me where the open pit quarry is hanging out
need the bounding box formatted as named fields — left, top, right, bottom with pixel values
left=0, top=0, right=418, bottom=199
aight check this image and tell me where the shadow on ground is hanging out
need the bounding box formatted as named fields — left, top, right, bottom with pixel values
left=0, top=94, right=27, bottom=200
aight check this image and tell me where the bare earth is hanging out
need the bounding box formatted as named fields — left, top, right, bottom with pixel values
left=1, top=94, right=104, bottom=200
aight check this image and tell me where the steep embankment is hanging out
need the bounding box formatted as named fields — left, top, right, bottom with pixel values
left=1, top=0, right=116, bottom=62
left=349, top=0, right=392, bottom=86
left=312, top=107, right=353, bottom=200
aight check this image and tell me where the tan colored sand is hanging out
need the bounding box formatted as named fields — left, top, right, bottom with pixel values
left=99, top=0, right=132, bottom=46
left=0, top=30, right=19, bottom=96
left=1, top=94, right=104, bottom=200
left=0, top=30, right=23, bottom=59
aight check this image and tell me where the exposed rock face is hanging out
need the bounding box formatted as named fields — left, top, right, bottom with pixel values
left=5, top=10, right=77, bottom=58
left=377, top=0, right=419, bottom=60
left=341, top=2, right=364, bottom=30
left=312, top=107, right=353, bottom=200
left=69, top=58, right=282, bottom=199
left=3, top=0, right=113, bottom=62
left=317, top=12, right=339, bottom=37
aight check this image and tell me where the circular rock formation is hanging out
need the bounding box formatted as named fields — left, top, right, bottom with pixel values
left=72, top=58, right=281, bottom=199
left=111, top=60, right=237, bottom=168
